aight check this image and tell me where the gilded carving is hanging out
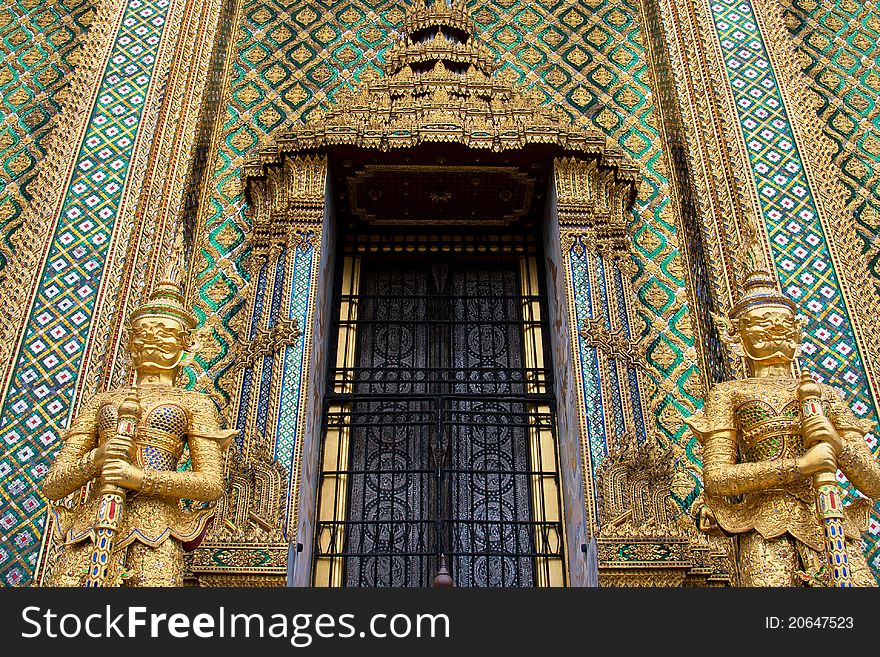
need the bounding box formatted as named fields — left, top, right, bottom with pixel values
left=579, top=317, right=647, bottom=372
left=240, top=4, right=639, bottom=188
left=191, top=444, right=289, bottom=586
left=245, top=154, right=328, bottom=247
left=594, top=432, right=731, bottom=586
left=235, top=319, right=302, bottom=371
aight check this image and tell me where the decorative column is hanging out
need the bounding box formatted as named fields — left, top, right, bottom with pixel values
left=551, top=156, right=646, bottom=532
left=552, top=156, right=727, bottom=585
left=192, top=154, right=328, bottom=586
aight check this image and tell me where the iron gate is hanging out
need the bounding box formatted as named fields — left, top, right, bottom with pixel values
left=314, top=247, right=565, bottom=587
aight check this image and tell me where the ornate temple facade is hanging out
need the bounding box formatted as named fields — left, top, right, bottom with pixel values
left=1, top=0, right=879, bottom=587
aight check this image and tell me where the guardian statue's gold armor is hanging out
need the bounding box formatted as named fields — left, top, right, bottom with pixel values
left=687, top=262, right=880, bottom=586
left=41, top=276, right=234, bottom=586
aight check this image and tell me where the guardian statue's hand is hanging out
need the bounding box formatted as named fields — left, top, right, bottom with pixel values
left=801, top=414, right=843, bottom=453
left=101, top=460, right=145, bottom=491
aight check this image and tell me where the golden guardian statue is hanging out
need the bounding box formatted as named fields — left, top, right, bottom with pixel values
left=687, top=245, right=880, bottom=586
left=41, top=259, right=235, bottom=587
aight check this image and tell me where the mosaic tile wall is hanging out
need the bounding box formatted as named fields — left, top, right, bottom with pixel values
left=0, top=0, right=172, bottom=587
left=568, top=240, right=604, bottom=477
left=190, top=0, right=705, bottom=523
left=0, top=0, right=95, bottom=273
left=642, top=0, right=731, bottom=389
left=781, top=0, right=880, bottom=300
left=706, top=0, right=880, bottom=574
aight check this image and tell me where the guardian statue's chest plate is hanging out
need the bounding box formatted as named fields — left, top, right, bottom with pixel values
left=136, top=402, right=188, bottom=470
left=725, top=378, right=803, bottom=464
left=98, top=392, right=190, bottom=472
left=735, top=398, right=802, bottom=462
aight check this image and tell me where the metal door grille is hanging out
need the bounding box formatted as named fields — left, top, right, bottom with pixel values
left=314, top=243, right=565, bottom=587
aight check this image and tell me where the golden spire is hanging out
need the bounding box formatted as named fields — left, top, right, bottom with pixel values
left=130, top=223, right=197, bottom=330
left=728, top=222, right=795, bottom=320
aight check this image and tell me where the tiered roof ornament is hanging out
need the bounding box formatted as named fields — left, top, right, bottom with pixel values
left=243, top=0, right=638, bottom=192
left=399, top=0, right=476, bottom=42
left=380, top=0, right=498, bottom=76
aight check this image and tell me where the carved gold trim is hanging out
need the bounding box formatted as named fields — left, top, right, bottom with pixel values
left=636, top=0, right=715, bottom=395
left=594, top=432, right=732, bottom=586
left=235, top=319, right=301, bottom=371
left=185, top=0, right=246, bottom=413
left=650, top=0, right=753, bottom=344
left=579, top=317, right=647, bottom=373
left=75, top=0, right=196, bottom=409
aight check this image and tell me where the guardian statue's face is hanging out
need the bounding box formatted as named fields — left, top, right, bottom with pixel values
left=737, top=305, right=801, bottom=365
left=130, top=317, right=187, bottom=372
